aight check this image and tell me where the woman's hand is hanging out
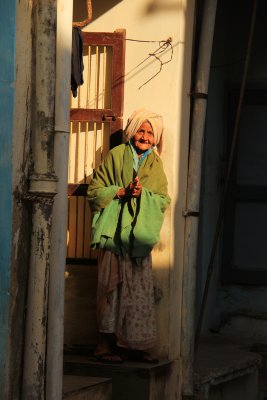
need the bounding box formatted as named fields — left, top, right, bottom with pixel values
left=116, top=187, right=126, bottom=199
left=116, top=177, right=142, bottom=199
left=129, top=176, right=142, bottom=198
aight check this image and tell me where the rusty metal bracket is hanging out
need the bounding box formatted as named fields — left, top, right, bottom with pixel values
left=189, top=91, right=208, bottom=99
left=183, top=210, right=200, bottom=217
left=102, top=114, right=116, bottom=121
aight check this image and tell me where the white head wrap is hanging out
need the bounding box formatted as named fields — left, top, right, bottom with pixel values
left=123, top=109, right=164, bottom=154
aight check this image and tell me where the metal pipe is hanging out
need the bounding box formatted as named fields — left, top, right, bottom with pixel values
left=181, top=0, right=217, bottom=396
left=22, top=1, right=57, bottom=398
left=46, top=1, right=73, bottom=399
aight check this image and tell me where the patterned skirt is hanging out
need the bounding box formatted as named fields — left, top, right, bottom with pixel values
left=97, top=249, right=156, bottom=350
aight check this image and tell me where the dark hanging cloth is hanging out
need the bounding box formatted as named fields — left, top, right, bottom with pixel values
left=71, top=27, right=84, bottom=97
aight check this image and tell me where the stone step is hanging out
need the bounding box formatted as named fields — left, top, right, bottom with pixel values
left=64, top=355, right=175, bottom=400
left=219, top=313, right=267, bottom=345
left=194, top=334, right=262, bottom=400
left=63, top=375, right=112, bottom=400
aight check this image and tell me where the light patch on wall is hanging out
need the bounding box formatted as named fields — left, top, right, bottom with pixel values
left=144, top=0, right=184, bottom=15
left=13, top=228, right=20, bottom=261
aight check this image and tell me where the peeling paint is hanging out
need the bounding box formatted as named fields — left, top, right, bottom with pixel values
left=22, top=2, right=57, bottom=397
left=13, top=228, right=20, bottom=261
left=36, top=227, right=45, bottom=256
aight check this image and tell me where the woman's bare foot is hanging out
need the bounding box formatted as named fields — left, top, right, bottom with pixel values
left=94, top=332, right=111, bottom=355
left=94, top=333, right=123, bottom=363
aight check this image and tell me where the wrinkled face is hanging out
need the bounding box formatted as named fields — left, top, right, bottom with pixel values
left=133, top=121, right=154, bottom=154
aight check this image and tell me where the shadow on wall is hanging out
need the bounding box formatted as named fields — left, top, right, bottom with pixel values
left=144, top=0, right=183, bottom=15
left=75, top=0, right=182, bottom=23
left=64, top=263, right=170, bottom=358
left=90, top=0, right=123, bottom=21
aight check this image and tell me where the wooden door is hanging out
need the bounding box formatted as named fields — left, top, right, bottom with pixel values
left=67, top=30, right=126, bottom=261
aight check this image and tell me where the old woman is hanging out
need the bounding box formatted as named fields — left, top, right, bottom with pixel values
left=87, top=109, right=170, bottom=363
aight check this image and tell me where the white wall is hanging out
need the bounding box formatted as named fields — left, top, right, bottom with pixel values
left=85, top=0, right=195, bottom=358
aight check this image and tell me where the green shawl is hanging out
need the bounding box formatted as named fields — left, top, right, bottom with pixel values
left=87, top=143, right=170, bottom=258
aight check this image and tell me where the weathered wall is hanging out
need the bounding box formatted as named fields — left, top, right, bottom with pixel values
left=82, top=0, right=195, bottom=358
left=0, top=1, right=33, bottom=398
left=0, top=0, right=17, bottom=396
left=8, top=1, right=33, bottom=399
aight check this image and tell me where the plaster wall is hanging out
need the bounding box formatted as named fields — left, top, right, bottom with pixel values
left=84, top=0, right=195, bottom=357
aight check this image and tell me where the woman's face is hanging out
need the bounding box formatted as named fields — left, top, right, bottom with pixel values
left=133, top=121, right=154, bottom=154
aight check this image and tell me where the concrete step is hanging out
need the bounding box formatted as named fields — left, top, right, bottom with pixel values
left=194, top=334, right=262, bottom=400
left=64, top=355, right=176, bottom=400
left=219, top=313, right=267, bottom=345
left=63, top=375, right=112, bottom=400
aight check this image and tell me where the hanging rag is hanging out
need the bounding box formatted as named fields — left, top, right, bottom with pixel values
left=71, top=27, right=84, bottom=97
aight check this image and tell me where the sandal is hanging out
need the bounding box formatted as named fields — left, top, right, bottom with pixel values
left=138, top=352, right=159, bottom=364
left=118, top=349, right=159, bottom=364
left=94, top=352, right=123, bottom=364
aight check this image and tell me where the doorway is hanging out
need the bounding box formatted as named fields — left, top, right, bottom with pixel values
left=222, top=88, right=267, bottom=285
left=64, top=30, right=126, bottom=349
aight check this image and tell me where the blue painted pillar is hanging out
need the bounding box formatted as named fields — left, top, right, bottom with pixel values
left=0, top=0, right=17, bottom=393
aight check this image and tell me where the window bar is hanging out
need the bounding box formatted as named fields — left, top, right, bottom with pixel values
left=77, top=87, right=80, bottom=109
left=101, top=122, right=104, bottom=162
left=102, top=46, right=107, bottom=109
left=75, top=196, right=79, bottom=258
left=93, top=121, right=97, bottom=171
left=75, top=122, right=81, bottom=257
left=94, top=46, right=100, bottom=109
left=75, top=121, right=81, bottom=183
left=77, top=71, right=81, bottom=108
left=99, top=46, right=107, bottom=161
left=67, top=197, right=70, bottom=257
left=82, top=122, right=90, bottom=258
left=84, top=121, right=89, bottom=182
left=68, top=122, right=73, bottom=182
left=86, top=45, right=92, bottom=108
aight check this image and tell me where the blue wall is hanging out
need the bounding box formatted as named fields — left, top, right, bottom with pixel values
left=0, top=0, right=16, bottom=390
